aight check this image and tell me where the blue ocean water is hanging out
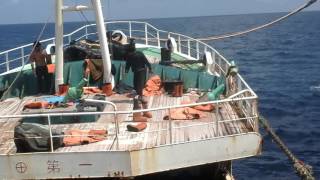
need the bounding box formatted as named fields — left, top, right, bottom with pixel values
left=0, top=11, right=319, bottom=180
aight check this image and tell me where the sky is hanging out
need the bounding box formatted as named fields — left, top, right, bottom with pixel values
left=0, top=0, right=319, bottom=24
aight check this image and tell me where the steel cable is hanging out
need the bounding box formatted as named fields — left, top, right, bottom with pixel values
left=197, top=0, right=318, bottom=41
left=259, top=116, right=315, bottom=180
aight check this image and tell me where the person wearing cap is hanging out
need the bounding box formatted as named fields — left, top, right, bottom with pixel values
left=29, top=41, right=51, bottom=94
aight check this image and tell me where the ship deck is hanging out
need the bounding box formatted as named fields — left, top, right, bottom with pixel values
left=0, top=93, right=253, bottom=154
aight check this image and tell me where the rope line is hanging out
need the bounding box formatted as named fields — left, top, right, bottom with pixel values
left=259, top=116, right=315, bottom=180
left=197, top=0, right=318, bottom=41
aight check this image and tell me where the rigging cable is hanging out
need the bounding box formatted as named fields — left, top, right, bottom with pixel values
left=259, top=116, right=315, bottom=180
left=197, top=0, right=318, bottom=41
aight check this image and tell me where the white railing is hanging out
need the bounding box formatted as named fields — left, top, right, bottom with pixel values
left=0, top=21, right=258, bottom=153
left=0, top=94, right=258, bottom=153
left=0, top=21, right=256, bottom=94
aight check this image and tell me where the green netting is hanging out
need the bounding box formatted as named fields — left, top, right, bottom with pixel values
left=0, top=60, right=224, bottom=99
left=0, top=68, right=38, bottom=99
left=198, top=72, right=217, bottom=90
left=162, top=66, right=181, bottom=80
left=137, top=47, right=203, bottom=70
left=64, top=61, right=84, bottom=87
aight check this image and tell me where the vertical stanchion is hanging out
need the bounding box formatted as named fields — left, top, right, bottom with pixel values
left=215, top=102, right=219, bottom=136
left=196, top=41, right=199, bottom=59
left=47, top=115, right=54, bottom=152
left=168, top=108, right=173, bottom=144
left=187, top=40, right=191, bottom=56
left=178, top=36, right=181, bottom=53
left=114, top=110, right=119, bottom=150
left=157, top=31, right=160, bottom=47
left=145, top=24, right=148, bottom=45
left=5, top=53, right=9, bottom=72
left=21, top=48, right=25, bottom=66
left=85, top=25, right=88, bottom=39
left=129, top=22, right=132, bottom=38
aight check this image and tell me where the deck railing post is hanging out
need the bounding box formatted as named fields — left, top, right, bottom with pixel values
left=157, top=31, right=160, bottom=47
left=253, top=99, right=259, bottom=132
left=68, top=35, right=72, bottom=44
left=168, top=108, right=173, bottom=144
left=21, top=48, right=25, bottom=66
left=145, top=24, right=148, bottom=45
left=47, top=115, right=54, bottom=152
left=114, top=110, right=119, bottom=150
left=178, top=36, right=181, bottom=53
left=196, top=41, right=199, bottom=59
left=5, top=52, right=9, bottom=72
left=85, top=25, right=88, bottom=39
left=129, top=22, right=132, bottom=38
left=215, top=102, right=219, bottom=136
left=187, top=40, right=191, bottom=57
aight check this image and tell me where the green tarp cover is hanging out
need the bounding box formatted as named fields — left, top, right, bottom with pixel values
left=0, top=60, right=224, bottom=99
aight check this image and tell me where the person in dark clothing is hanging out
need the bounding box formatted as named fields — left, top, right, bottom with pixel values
left=125, top=39, right=152, bottom=96
left=124, top=39, right=153, bottom=121
left=29, top=41, right=51, bottom=94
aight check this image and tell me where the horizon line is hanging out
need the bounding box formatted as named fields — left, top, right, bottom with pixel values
left=0, top=9, right=319, bottom=26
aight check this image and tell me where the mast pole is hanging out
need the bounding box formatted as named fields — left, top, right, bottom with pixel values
left=55, top=0, right=64, bottom=92
left=91, top=0, right=112, bottom=83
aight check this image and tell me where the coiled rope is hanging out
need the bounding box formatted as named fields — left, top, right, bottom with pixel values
left=197, top=0, right=318, bottom=41
left=259, top=116, right=315, bottom=180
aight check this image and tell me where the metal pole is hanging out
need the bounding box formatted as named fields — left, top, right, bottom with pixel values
left=21, top=48, right=25, bottom=66
left=91, top=0, right=112, bottom=83
left=168, top=108, right=173, bottom=144
left=85, top=25, right=88, bottom=39
left=157, top=31, right=160, bottom=47
left=187, top=40, right=191, bottom=57
left=47, top=115, right=54, bottom=152
left=55, top=0, right=64, bottom=92
left=196, top=42, right=199, bottom=59
left=145, top=24, right=148, bottom=45
left=129, top=22, right=132, bottom=38
left=215, top=102, right=219, bottom=136
left=178, top=36, right=181, bottom=53
left=5, top=53, right=9, bottom=72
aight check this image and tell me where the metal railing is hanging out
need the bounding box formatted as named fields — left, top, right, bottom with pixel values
left=0, top=93, right=258, bottom=154
left=1, top=21, right=242, bottom=78
left=0, top=21, right=257, bottom=109
left=0, top=21, right=258, bottom=154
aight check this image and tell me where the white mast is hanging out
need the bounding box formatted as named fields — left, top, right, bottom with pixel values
left=91, top=0, right=112, bottom=83
left=54, top=0, right=112, bottom=91
left=55, top=0, right=64, bottom=92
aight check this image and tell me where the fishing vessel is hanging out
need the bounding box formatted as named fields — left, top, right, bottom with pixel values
left=0, top=0, right=261, bottom=179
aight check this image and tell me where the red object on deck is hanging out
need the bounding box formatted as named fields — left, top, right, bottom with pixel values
left=102, top=83, right=113, bottom=96
left=58, top=84, right=69, bottom=95
left=172, top=83, right=183, bottom=97
left=127, top=122, right=147, bottom=132
left=47, top=64, right=55, bottom=74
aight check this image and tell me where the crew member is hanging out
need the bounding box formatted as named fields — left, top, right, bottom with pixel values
left=125, top=39, right=153, bottom=121
left=29, top=41, right=51, bottom=94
